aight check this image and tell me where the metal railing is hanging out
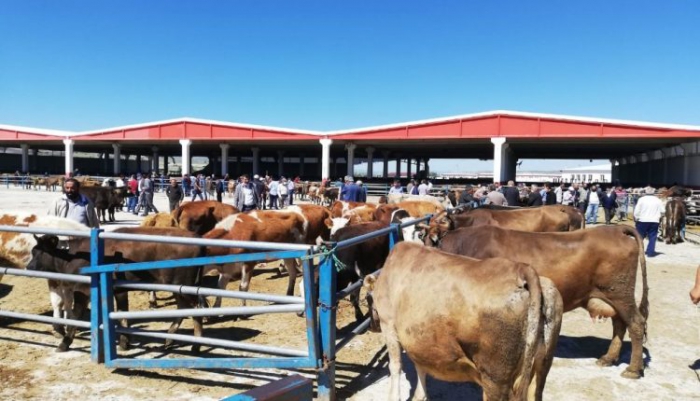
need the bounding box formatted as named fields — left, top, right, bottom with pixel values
left=0, top=214, right=432, bottom=401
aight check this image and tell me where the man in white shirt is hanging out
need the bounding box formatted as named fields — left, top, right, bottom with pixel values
left=633, top=188, right=664, bottom=257
left=417, top=180, right=429, bottom=196
left=388, top=180, right=404, bottom=195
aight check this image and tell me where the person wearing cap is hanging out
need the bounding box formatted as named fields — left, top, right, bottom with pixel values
left=356, top=180, right=367, bottom=202
left=633, top=187, right=664, bottom=257
left=341, top=176, right=361, bottom=202
left=279, top=177, right=289, bottom=208
left=527, top=184, right=543, bottom=207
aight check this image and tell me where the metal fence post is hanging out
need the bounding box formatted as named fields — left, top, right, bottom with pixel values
left=302, top=250, right=320, bottom=368
left=90, top=228, right=104, bottom=363
left=388, top=223, right=400, bottom=251
left=317, top=243, right=337, bottom=401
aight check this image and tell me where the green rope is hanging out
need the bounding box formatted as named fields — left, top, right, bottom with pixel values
left=300, top=244, right=347, bottom=272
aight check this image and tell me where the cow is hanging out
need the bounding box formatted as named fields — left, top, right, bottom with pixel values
left=171, top=200, right=239, bottom=235
left=27, top=227, right=206, bottom=353
left=203, top=211, right=308, bottom=308
left=373, top=201, right=444, bottom=225
left=664, top=198, right=686, bottom=244
left=430, top=225, right=649, bottom=379
left=363, top=242, right=563, bottom=401
left=80, top=186, right=127, bottom=223
left=329, top=201, right=377, bottom=218
left=141, top=212, right=178, bottom=228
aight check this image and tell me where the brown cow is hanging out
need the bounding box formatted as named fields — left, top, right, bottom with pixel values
left=28, top=227, right=206, bottom=353
left=141, top=212, right=178, bottom=228
left=432, top=225, right=649, bottom=379
left=663, top=198, right=686, bottom=244
left=171, top=200, right=239, bottom=235
left=329, top=201, right=377, bottom=218
left=364, top=242, right=563, bottom=401
left=373, top=201, right=444, bottom=225
left=203, top=211, right=308, bottom=307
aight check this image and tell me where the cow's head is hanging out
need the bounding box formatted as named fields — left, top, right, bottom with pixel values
left=329, top=217, right=349, bottom=237
left=363, top=274, right=381, bottom=333
left=27, top=234, right=60, bottom=272
left=423, top=211, right=453, bottom=247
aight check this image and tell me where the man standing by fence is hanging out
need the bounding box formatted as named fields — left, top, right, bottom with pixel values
left=166, top=178, right=184, bottom=212
left=49, top=178, right=100, bottom=228
left=234, top=174, right=260, bottom=212
left=634, top=188, right=664, bottom=257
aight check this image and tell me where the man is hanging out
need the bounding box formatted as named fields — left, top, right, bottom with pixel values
left=356, top=180, right=368, bottom=202
left=585, top=184, right=603, bottom=225
left=601, top=186, right=617, bottom=225
left=136, top=173, right=159, bottom=216
left=279, top=177, right=289, bottom=208
left=234, top=174, right=259, bottom=212
left=634, top=187, right=664, bottom=257
left=166, top=178, right=184, bottom=212
left=614, top=185, right=629, bottom=221
left=388, top=180, right=404, bottom=195
left=340, top=176, right=361, bottom=202
left=417, top=179, right=429, bottom=196
left=287, top=178, right=295, bottom=206
left=502, top=180, right=520, bottom=206
left=115, top=174, right=126, bottom=188
left=182, top=174, right=192, bottom=196
left=406, top=179, right=415, bottom=196
left=215, top=175, right=225, bottom=203
left=458, top=184, right=477, bottom=208
left=484, top=184, right=507, bottom=206
left=577, top=183, right=588, bottom=214
left=252, top=174, right=266, bottom=210
left=191, top=174, right=204, bottom=201
left=268, top=176, right=279, bottom=209
left=127, top=174, right=138, bottom=212
left=49, top=178, right=100, bottom=228
left=527, top=184, right=543, bottom=207
left=554, top=182, right=564, bottom=204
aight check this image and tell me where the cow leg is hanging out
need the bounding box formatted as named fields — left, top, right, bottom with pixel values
left=621, top=311, right=646, bottom=379
left=284, top=259, right=298, bottom=297
left=239, top=263, right=255, bottom=307
left=381, top=321, right=403, bottom=401
left=349, top=289, right=363, bottom=323
left=57, top=287, right=76, bottom=352
left=413, top=366, right=428, bottom=401
left=114, top=290, right=131, bottom=350
left=596, top=316, right=626, bottom=367
left=49, top=287, right=66, bottom=338
left=213, top=270, right=232, bottom=309
left=165, top=294, right=202, bottom=354
left=148, top=291, right=158, bottom=308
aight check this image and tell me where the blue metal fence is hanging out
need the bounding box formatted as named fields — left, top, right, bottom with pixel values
left=0, top=214, right=431, bottom=401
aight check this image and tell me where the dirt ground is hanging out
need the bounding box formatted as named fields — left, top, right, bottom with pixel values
left=1, top=187, right=700, bottom=400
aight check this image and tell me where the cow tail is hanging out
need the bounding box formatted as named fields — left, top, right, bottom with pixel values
left=624, top=226, right=649, bottom=338
left=515, top=263, right=543, bottom=400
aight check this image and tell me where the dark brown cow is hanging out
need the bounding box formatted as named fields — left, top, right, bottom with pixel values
left=664, top=198, right=686, bottom=244
left=28, top=227, right=206, bottom=353
left=81, top=186, right=128, bottom=223
left=364, top=242, right=563, bottom=401
left=171, top=200, right=238, bottom=235
left=432, top=225, right=649, bottom=379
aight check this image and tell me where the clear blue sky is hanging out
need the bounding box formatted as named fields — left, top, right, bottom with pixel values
left=1, top=1, right=699, bottom=171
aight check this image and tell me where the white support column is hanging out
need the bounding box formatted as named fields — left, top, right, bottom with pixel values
left=251, top=147, right=260, bottom=175
left=112, top=143, right=122, bottom=175
left=382, top=151, right=390, bottom=178
left=491, top=137, right=507, bottom=183
left=151, top=146, right=159, bottom=173
left=179, top=139, right=191, bottom=176
left=20, top=144, right=29, bottom=172
left=320, top=138, right=332, bottom=180
left=63, top=139, right=74, bottom=177
left=366, top=147, right=375, bottom=179
left=219, top=144, right=230, bottom=176
left=345, top=143, right=356, bottom=177
left=277, top=150, right=285, bottom=177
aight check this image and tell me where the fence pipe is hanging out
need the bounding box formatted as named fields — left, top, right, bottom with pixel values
left=334, top=226, right=394, bottom=251
left=0, top=310, right=91, bottom=329
left=317, top=249, right=337, bottom=401
left=100, top=271, right=117, bottom=363
left=398, top=215, right=432, bottom=228
left=99, top=231, right=312, bottom=252
left=335, top=317, right=372, bottom=352
left=336, top=279, right=363, bottom=301
left=109, top=304, right=304, bottom=320
left=114, top=281, right=305, bottom=304
left=81, top=249, right=306, bottom=275
left=0, top=267, right=91, bottom=284
left=301, top=250, right=321, bottom=369
left=90, top=228, right=104, bottom=363
left=107, top=356, right=315, bottom=370
left=114, top=327, right=308, bottom=358
left=0, top=225, right=91, bottom=238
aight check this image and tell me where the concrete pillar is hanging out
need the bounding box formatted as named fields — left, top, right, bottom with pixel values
left=395, top=155, right=401, bottom=179
left=424, top=158, right=430, bottom=178
left=366, top=147, right=375, bottom=179
left=112, top=144, right=122, bottom=175
left=299, top=154, right=305, bottom=177
left=661, top=148, right=673, bottom=185
left=136, top=154, right=142, bottom=173
left=151, top=146, right=159, bottom=173
left=406, top=156, right=412, bottom=179
left=491, top=137, right=507, bottom=183
left=63, top=139, right=74, bottom=177
left=179, top=139, right=191, bottom=176
left=220, top=144, right=230, bottom=176
left=320, top=138, right=332, bottom=180
left=252, top=147, right=260, bottom=175
left=236, top=154, right=242, bottom=176
left=382, top=151, right=390, bottom=178
left=345, top=143, right=356, bottom=177
left=164, top=155, right=169, bottom=175
left=20, top=144, right=29, bottom=172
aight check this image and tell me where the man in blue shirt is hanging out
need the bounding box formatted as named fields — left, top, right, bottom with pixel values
left=341, top=176, right=361, bottom=202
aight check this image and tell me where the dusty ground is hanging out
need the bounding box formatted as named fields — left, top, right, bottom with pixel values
left=1, top=187, right=700, bottom=400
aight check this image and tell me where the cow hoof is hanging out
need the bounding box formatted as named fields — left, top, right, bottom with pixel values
left=52, top=328, right=67, bottom=339
left=118, top=337, right=130, bottom=351
left=56, top=342, right=70, bottom=353
left=621, top=369, right=642, bottom=379
left=596, top=356, right=616, bottom=367
left=296, top=311, right=305, bottom=318
left=148, top=302, right=158, bottom=309
left=191, top=345, right=201, bottom=355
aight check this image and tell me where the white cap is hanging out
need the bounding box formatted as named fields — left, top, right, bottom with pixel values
left=254, top=174, right=259, bottom=179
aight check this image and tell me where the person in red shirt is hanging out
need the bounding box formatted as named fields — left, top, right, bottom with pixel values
left=127, top=174, right=139, bottom=212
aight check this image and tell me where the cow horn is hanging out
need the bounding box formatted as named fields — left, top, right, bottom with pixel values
left=416, top=222, right=430, bottom=229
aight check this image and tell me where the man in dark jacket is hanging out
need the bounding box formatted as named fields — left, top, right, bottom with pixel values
left=458, top=185, right=477, bottom=208
left=234, top=174, right=260, bottom=211
left=341, top=176, right=361, bottom=202
left=502, top=180, right=520, bottom=207
left=601, top=186, right=617, bottom=225
left=527, top=184, right=543, bottom=207
left=166, top=178, right=184, bottom=212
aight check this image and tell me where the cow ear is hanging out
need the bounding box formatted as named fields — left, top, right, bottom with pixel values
left=363, top=274, right=377, bottom=292
left=324, top=218, right=333, bottom=229
left=44, top=235, right=59, bottom=250
left=204, top=228, right=228, bottom=240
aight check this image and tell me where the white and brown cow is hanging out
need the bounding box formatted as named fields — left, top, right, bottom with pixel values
left=364, top=242, right=563, bottom=401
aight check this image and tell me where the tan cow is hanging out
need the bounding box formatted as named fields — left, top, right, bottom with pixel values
left=171, top=200, right=239, bottom=235
left=432, top=225, right=649, bottom=379
left=329, top=200, right=377, bottom=217
left=373, top=201, right=444, bottom=225
left=141, top=212, right=178, bottom=228
left=364, top=242, right=563, bottom=401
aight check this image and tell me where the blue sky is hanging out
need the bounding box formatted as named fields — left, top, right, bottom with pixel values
left=1, top=1, right=699, bottom=172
